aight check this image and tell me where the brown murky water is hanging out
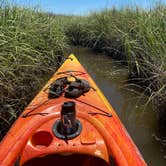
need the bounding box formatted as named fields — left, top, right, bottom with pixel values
left=69, top=47, right=166, bottom=166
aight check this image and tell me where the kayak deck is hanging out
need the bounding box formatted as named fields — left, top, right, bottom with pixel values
left=0, top=54, right=147, bottom=166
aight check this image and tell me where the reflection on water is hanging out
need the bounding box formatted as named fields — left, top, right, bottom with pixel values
left=68, top=47, right=166, bottom=166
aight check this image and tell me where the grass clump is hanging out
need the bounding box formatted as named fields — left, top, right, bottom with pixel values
left=0, top=4, right=68, bottom=140
left=65, top=6, right=166, bottom=128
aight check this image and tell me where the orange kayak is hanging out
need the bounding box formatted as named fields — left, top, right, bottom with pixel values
left=0, top=54, right=147, bottom=166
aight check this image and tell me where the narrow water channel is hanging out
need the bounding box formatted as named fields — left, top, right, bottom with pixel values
left=69, top=47, right=166, bottom=166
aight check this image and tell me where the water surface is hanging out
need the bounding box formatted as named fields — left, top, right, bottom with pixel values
left=69, top=47, right=166, bottom=166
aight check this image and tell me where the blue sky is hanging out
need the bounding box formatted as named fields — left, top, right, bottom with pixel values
left=13, top=0, right=166, bottom=15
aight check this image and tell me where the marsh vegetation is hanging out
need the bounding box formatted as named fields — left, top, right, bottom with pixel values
left=65, top=6, right=166, bottom=133
left=0, top=2, right=165, bottom=140
left=0, top=4, right=68, bottom=139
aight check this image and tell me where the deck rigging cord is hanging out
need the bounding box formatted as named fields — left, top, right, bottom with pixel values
left=47, top=70, right=96, bottom=98
left=22, top=98, right=112, bottom=118
left=22, top=70, right=112, bottom=118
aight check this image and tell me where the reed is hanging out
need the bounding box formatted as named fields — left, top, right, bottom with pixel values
left=0, top=4, right=68, bottom=139
left=0, top=2, right=165, bottom=139
left=65, top=6, right=166, bottom=128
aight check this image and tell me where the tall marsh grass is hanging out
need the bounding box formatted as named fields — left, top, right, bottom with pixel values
left=65, top=6, right=166, bottom=128
left=0, top=2, right=165, bottom=139
left=0, top=4, right=68, bottom=139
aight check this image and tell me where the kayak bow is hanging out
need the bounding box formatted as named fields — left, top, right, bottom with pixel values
left=0, top=54, right=147, bottom=166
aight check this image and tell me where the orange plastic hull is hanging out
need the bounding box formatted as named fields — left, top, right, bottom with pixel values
left=0, top=54, right=147, bottom=166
